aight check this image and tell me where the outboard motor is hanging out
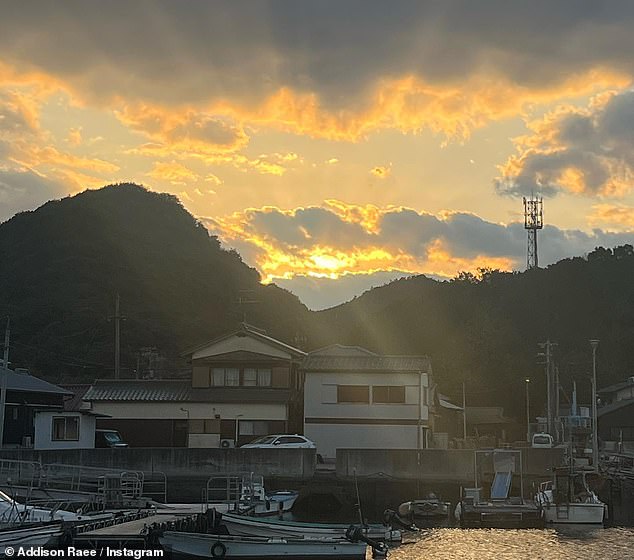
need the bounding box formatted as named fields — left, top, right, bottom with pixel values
left=346, top=525, right=389, bottom=558
left=383, top=508, right=417, bottom=532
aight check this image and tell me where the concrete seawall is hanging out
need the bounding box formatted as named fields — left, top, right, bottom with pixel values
left=0, top=447, right=317, bottom=479
left=336, top=448, right=566, bottom=482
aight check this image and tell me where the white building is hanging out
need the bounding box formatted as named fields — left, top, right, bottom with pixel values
left=302, top=345, right=432, bottom=459
left=33, top=385, right=101, bottom=450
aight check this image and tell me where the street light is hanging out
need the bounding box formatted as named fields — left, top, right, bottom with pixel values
left=590, top=339, right=599, bottom=470
left=525, top=378, right=531, bottom=443
left=235, top=414, right=244, bottom=445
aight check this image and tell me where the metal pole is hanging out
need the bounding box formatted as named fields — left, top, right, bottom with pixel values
left=114, top=294, right=121, bottom=379
left=525, top=378, right=531, bottom=442
left=0, top=318, right=9, bottom=448
left=235, top=414, right=243, bottom=446
left=590, top=339, right=599, bottom=471
left=546, top=341, right=552, bottom=436
left=462, top=381, right=467, bottom=439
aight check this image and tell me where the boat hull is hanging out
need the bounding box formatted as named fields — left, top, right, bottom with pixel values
left=0, top=524, right=62, bottom=555
left=220, top=512, right=400, bottom=542
left=160, top=532, right=367, bottom=560
left=543, top=502, right=606, bottom=525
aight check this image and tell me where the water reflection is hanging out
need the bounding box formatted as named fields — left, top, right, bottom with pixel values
left=379, top=527, right=634, bottom=560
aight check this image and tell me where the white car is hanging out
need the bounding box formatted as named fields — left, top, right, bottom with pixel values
left=241, top=434, right=316, bottom=449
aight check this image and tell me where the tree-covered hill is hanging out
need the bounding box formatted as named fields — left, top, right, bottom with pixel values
left=0, top=184, right=308, bottom=381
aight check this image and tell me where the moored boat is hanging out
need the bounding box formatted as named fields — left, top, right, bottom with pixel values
left=219, top=510, right=401, bottom=542
left=159, top=532, right=369, bottom=560
left=0, top=522, right=63, bottom=555
left=397, top=494, right=451, bottom=524
left=535, top=468, right=607, bottom=525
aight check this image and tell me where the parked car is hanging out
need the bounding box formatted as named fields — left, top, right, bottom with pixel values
left=95, top=429, right=128, bottom=448
left=241, top=434, right=316, bottom=449
left=531, top=432, right=554, bottom=448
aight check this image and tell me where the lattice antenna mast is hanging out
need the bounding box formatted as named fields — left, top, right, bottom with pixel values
left=523, top=196, right=543, bottom=269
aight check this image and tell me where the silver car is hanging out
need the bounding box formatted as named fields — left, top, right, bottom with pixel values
left=241, top=434, right=316, bottom=449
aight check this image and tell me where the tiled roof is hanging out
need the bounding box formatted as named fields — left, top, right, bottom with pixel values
left=84, top=380, right=190, bottom=401
left=0, top=367, right=72, bottom=396
left=309, top=344, right=377, bottom=357
left=84, top=379, right=291, bottom=403
left=301, top=354, right=430, bottom=372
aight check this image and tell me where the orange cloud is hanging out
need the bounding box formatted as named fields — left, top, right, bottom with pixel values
left=148, top=161, right=199, bottom=185
left=211, top=201, right=525, bottom=282
left=589, top=204, right=634, bottom=230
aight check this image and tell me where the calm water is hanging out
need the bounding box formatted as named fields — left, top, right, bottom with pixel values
left=374, top=527, right=634, bottom=559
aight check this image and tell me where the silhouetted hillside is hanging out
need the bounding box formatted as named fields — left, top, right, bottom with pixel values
left=0, top=184, right=308, bottom=381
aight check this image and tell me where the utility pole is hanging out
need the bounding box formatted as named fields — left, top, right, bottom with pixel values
left=462, top=380, right=467, bottom=439
left=538, top=340, right=557, bottom=436
left=525, top=378, right=531, bottom=443
left=113, top=294, right=122, bottom=379
left=0, top=318, right=10, bottom=448
left=590, top=339, right=599, bottom=471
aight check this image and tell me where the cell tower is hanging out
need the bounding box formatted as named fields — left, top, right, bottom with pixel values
left=523, top=195, right=543, bottom=269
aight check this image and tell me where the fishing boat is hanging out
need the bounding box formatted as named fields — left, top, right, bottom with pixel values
left=535, top=467, right=607, bottom=525
left=396, top=493, right=451, bottom=524
left=205, top=474, right=298, bottom=516
left=218, top=510, right=401, bottom=542
left=159, top=532, right=369, bottom=560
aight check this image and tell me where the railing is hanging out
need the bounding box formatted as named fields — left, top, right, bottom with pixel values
left=0, top=460, right=167, bottom=505
left=202, top=472, right=264, bottom=511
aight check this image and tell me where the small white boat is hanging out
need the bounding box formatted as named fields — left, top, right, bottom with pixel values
left=536, top=468, right=607, bottom=525
left=0, top=522, right=63, bottom=555
left=160, top=532, right=368, bottom=560
left=0, top=490, right=83, bottom=524
left=219, top=510, right=401, bottom=542
left=397, top=494, right=451, bottom=522
left=241, top=491, right=299, bottom=516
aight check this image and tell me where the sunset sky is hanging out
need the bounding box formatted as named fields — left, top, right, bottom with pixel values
left=3, top=2, right=634, bottom=308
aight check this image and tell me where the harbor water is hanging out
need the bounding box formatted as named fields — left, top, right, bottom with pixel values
left=379, top=527, right=634, bottom=560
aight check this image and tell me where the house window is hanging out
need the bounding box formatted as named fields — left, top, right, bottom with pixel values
left=52, top=416, right=79, bottom=441
left=243, top=368, right=257, bottom=386
left=372, top=386, right=406, bottom=404
left=257, top=368, right=272, bottom=386
left=212, top=368, right=224, bottom=386
left=337, top=385, right=369, bottom=403
left=225, top=368, right=240, bottom=386
left=239, top=420, right=271, bottom=436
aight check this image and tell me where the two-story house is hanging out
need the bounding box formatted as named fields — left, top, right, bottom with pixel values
left=302, top=345, right=432, bottom=459
left=85, top=324, right=305, bottom=447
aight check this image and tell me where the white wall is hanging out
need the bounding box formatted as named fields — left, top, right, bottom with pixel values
left=305, top=424, right=419, bottom=458
left=303, top=370, right=430, bottom=458
left=304, top=371, right=429, bottom=421
left=34, top=412, right=96, bottom=450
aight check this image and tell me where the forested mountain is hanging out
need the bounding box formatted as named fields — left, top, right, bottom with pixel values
left=1, top=183, right=633, bottom=420
left=0, top=184, right=308, bottom=381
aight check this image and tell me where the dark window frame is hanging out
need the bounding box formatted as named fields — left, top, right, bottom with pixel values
left=337, top=385, right=370, bottom=404
left=372, top=385, right=406, bottom=404
left=52, top=416, right=80, bottom=441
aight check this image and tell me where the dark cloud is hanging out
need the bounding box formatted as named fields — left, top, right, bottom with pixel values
left=0, top=169, right=67, bottom=223
left=3, top=2, right=634, bottom=107
left=496, top=90, right=634, bottom=197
